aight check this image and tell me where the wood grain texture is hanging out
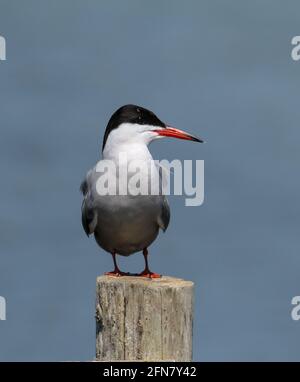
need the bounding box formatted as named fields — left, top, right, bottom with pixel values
left=96, top=275, right=194, bottom=361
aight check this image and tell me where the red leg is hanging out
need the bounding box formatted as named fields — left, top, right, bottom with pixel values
left=105, top=252, right=128, bottom=277
left=138, top=248, right=161, bottom=279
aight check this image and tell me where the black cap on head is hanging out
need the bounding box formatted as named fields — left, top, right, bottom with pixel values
left=102, top=104, right=165, bottom=151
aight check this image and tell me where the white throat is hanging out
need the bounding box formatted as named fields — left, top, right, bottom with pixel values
left=102, top=122, right=159, bottom=162
left=100, top=122, right=163, bottom=195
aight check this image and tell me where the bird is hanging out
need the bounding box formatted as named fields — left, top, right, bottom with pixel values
left=80, top=104, right=203, bottom=278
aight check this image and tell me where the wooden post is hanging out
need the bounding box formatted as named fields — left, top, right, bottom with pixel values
left=95, top=275, right=194, bottom=361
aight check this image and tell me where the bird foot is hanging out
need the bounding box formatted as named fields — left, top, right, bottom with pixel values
left=138, top=269, right=161, bottom=279
left=104, top=269, right=130, bottom=277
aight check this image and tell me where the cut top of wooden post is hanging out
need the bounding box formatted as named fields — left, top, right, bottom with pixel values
left=96, top=275, right=194, bottom=362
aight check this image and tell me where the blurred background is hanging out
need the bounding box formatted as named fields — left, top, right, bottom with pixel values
left=0, top=0, right=300, bottom=361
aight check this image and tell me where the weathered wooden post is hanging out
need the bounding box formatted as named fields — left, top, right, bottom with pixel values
left=95, top=275, right=194, bottom=361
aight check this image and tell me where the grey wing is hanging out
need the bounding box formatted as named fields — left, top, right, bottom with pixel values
left=157, top=196, right=170, bottom=232
left=155, top=162, right=170, bottom=232
left=80, top=171, right=97, bottom=237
